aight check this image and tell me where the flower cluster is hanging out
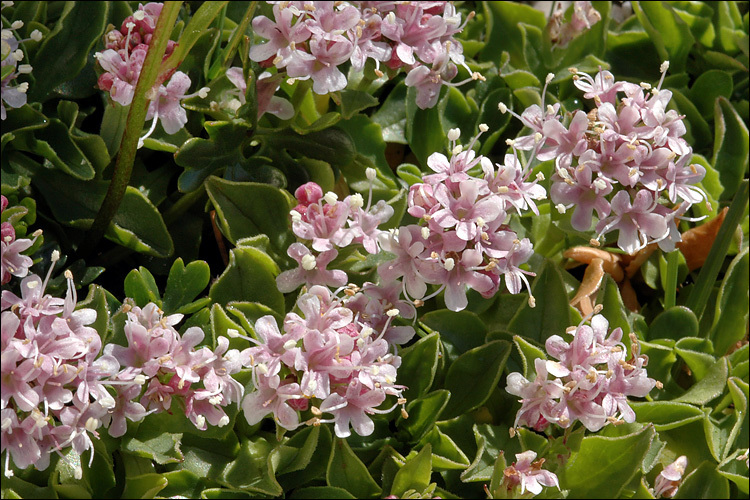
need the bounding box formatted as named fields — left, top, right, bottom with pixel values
left=1, top=195, right=39, bottom=285
left=277, top=172, right=394, bottom=294
left=497, top=450, right=560, bottom=497
left=1, top=4, right=42, bottom=120
left=503, top=62, right=706, bottom=255
left=224, top=67, right=294, bottom=120
left=95, top=2, right=208, bottom=145
left=506, top=311, right=659, bottom=432
left=238, top=285, right=407, bottom=438
left=103, top=302, right=245, bottom=432
left=1, top=259, right=122, bottom=478
left=249, top=1, right=482, bottom=109
left=379, top=126, right=546, bottom=312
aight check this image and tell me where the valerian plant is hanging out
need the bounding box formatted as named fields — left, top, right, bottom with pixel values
left=0, top=1, right=748, bottom=499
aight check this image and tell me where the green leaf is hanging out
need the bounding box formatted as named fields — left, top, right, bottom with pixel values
left=209, top=247, right=284, bottom=315
left=718, top=450, right=750, bottom=494
left=461, top=424, right=517, bottom=483
left=723, top=377, right=748, bottom=459
left=630, top=401, right=704, bottom=430
left=420, top=310, right=487, bottom=355
left=507, top=260, right=571, bottom=344
left=420, top=427, right=471, bottom=470
left=28, top=2, right=108, bottom=102
left=596, top=274, right=631, bottom=335
left=288, top=486, right=356, bottom=499
left=124, top=266, right=161, bottom=308
left=1, top=477, right=57, bottom=499
left=441, top=340, right=511, bottom=420
left=558, top=425, right=655, bottom=498
left=77, top=284, right=110, bottom=341
left=632, top=1, right=695, bottom=73
left=205, top=176, right=295, bottom=260
left=327, top=437, right=381, bottom=499
left=398, top=390, right=451, bottom=443
left=339, top=90, right=379, bottom=119
left=390, top=444, right=433, bottom=497
left=673, top=357, right=729, bottom=405
left=123, top=427, right=184, bottom=465
left=405, top=86, right=446, bottom=167
left=275, top=426, right=321, bottom=476
left=648, top=306, right=699, bottom=342
left=674, top=460, right=730, bottom=499
left=175, top=120, right=252, bottom=192
left=670, top=89, right=712, bottom=151
left=221, top=437, right=283, bottom=497
left=674, top=337, right=716, bottom=381
left=512, top=335, right=546, bottom=381
left=480, top=2, right=546, bottom=68
left=121, top=473, right=168, bottom=500
left=370, top=81, right=407, bottom=144
left=23, top=164, right=173, bottom=256
left=398, top=333, right=440, bottom=401
left=709, top=248, right=749, bottom=356
left=162, top=258, right=211, bottom=315
left=689, top=70, right=734, bottom=119
left=713, top=97, right=749, bottom=201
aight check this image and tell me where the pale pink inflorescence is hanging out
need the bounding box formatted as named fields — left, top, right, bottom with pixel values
left=1, top=5, right=42, bottom=120
left=1, top=196, right=39, bottom=285
left=380, top=126, right=546, bottom=312
left=1, top=253, right=245, bottom=476
left=94, top=3, right=209, bottom=145
left=505, top=312, right=659, bottom=433
left=249, top=1, right=482, bottom=109
left=238, top=284, right=408, bottom=438
left=502, top=62, right=706, bottom=255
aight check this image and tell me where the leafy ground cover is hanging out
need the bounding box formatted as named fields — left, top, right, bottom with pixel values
left=1, top=1, right=748, bottom=498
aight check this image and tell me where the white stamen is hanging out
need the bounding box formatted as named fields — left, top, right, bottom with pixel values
left=536, top=172, right=545, bottom=181
left=12, top=49, right=23, bottom=61
left=226, top=328, right=241, bottom=338
left=17, top=64, right=32, bottom=74
left=447, top=128, right=461, bottom=141
left=195, top=415, right=206, bottom=429
left=218, top=415, right=230, bottom=427
left=452, top=144, right=464, bottom=155
left=290, top=209, right=302, bottom=223
left=593, top=178, right=607, bottom=191
left=283, top=339, right=297, bottom=350
left=85, top=417, right=100, bottom=433
left=16, top=82, right=28, bottom=93
left=324, top=192, right=338, bottom=205
left=386, top=308, right=399, bottom=317
left=348, top=193, right=364, bottom=209
left=546, top=73, right=555, bottom=83
left=11, top=20, right=23, bottom=30
left=301, top=254, right=317, bottom=271
left=660, top=60, right=670, bottom=73
left=478, top=123, right=489, bottom=133
left=421, top=226, right=430, bottom=239
left=443, top=257, right=455, bottom=271
left=365, top=167, right=377, bottom=181
left=498, top=102, right=508, bottom=114
left=30, top=30, right=42, bottom=42
left=133, top=10, right=146, bottom=21
left=556, top=204, right=567, bottom=214
left=198, top=87, right=210, bottom=99
left=134, top=374, right=147, bottom=385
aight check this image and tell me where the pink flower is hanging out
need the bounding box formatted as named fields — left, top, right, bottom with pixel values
left=503, top=450, right=560, bottom=496
left=595, top=190, right=668, bottom=254
left=276, top=244, right=347, bottom=293
left=319, top=379, right=386, bottom=438
left=653, top=456, right=688, bottom=498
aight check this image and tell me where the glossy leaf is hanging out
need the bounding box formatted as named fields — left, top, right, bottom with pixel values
left=674, top=460, right=730, bottom=499
left=441, top=340, right=511, bottom=420
left=221, top=437, right=283, bottom=497
left=390, top=444, right=432, bottom=497
left=648, top=306, right=699, bottom=342
left=405, top=85, right=446, bottom=167
left=709, top=248, right=749, bottom=356
left=512, top=335, right=546, bottom=381
left=204, top=176, right=295, bottom=259
left=398, top=390, right=450, bottom=443
left=121, top=473, right=168, bottom=500
left=559, top=425, right=655, bottom=498
left=398, top=332, right=440, bottom=400
left=420, top=427, right=471, bottom=470
left=673, top=357, right=729, bottom=405
left=630, top=401, right=704, bottom=430
left=420, top=309, right=487, bottom=355
left=162, top=258, right=211, bottom=315
left=480, top=1, right=545, bottom=68
left=288, top=486, right=356, bottom=499
left=713, top=97, right=749, bottom=201
left=690, top=70, right=734, bottom=119
left=124, top=266, right=161, bottom=308
left=209, top=247, right=284, bottom=315
left=675, top=337, right=716, bottom=381
left=28, top=2, right=108, bottom=102
left=632, top=1, right=695, bottom=73
left=327, top=437, right=381, bottom=499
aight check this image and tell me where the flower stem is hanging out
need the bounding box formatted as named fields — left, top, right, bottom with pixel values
left=663, top=250, right=679, bottom=310
left=82, top=2, right=183, bottom=255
